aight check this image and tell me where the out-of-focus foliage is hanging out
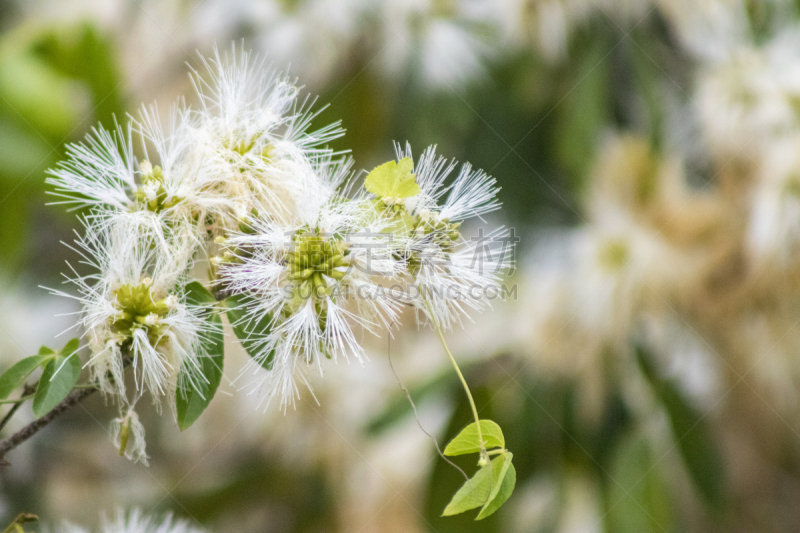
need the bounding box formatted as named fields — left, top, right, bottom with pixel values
left=5, top=0, right=800, bottom=532
left=0, top=20, right=122, bottom=276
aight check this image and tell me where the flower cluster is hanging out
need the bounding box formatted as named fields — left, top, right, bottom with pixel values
left=46, top=46, right=510, bottom=460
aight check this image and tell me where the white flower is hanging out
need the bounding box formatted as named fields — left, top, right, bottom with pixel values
left=380, top=0, right=495, bottom=89
left=45, top=106, right=202, bottom=261
left=697, top=29, right=800, bottom=157
left=385, top=143, right=510, bottom=330
left=62, top=509, right=204, bottom=533
left=47, top=121, right=140, bottom=213
left=48, top=219, right=212, bottom=405
left=746, top=135, right=800, bottom=267
left=188, top=44, right=345, bottom=228
left=219, top=160, right=402, bottom=410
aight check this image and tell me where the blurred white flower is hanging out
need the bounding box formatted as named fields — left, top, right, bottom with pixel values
left=193, top=0, right=364, bottom=89
left=747, top=135, right=800, bottom=267
left=697, top=29, right=800, bottom=157
left=379, top=0, right=496, bottom=89
left=63, top=509, right=204, bottom=533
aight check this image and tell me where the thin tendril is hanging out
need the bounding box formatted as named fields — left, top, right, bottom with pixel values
left=387, top=337, right=469, bottom=481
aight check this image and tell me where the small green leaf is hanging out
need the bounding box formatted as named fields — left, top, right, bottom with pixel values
left=185, top=281, right=216, bottom=306
left=0, top=354, right=53, bottom=400
left=444, top=420, right=505, bottom=456
left=364, top=157, right=420, bottom=199
left=442, top=453, right=508, bottom=516
left=32, top=352, right=82, bottom=417
left=176, top=311, right=224, bottom=431
left=38, top=346, right=55, bottom=356
left=477, top=455, right=516, bottom=520
left=59, top=337, right=80, bottom=357
left=225, top=294, right=275, bottom=370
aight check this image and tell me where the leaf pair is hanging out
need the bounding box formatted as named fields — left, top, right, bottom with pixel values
left=0, top=338, right=82, bottom=418
left=441, top=420, right=516, bottom=520
left=175, top=282, right=224, bottom=431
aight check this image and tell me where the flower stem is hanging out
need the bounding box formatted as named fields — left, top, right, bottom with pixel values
left=424, top=295, right=486, bottom=458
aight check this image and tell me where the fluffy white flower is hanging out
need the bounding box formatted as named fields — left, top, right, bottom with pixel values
left=386, top=143, right=510, bottom=330
left=188, top=45, right=345, bottom=227
left=219, top=160, right=402, bottom=410
left=45, top=106, right=203, bottom=263
left=49, top=219, right=212, bottom=405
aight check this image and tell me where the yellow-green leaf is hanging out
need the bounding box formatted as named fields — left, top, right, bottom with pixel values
left=443, top=420, right=505, bottom=456
left=364, top=157, right=420, bottom=199
left=442, top=453, right=507, bottom=516
left=476, top=453, right=516, bottom=520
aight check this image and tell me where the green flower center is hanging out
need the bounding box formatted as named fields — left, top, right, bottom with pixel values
left=286, top=231, right=350, bottom=297
left=132, top=162, right=183, bottom=213
left=111, top=281, right=174, bottom=345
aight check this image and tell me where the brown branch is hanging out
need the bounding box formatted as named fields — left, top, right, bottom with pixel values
left=0, top=356, right=132, bottom=465
left=0, top=386, right=98, bottom=465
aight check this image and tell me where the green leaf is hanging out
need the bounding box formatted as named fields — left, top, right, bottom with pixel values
left=0, top=354, right=53, bottom=400
left=32, top=351, right=82, bottom=417
left=59, top=337, right=80, bottom=357
left=176, top=311, right=224, bottom=431
left=636, top=346, right=726, bottom=508
left=444, top=420, right=505, bottom=456
left=185, top=281, right=216, bottom=306
left=442, top=453, right=509, bottom=517
left=607, top=432, right=674, bottom=533
left=225, top=294, right=275, bottom=370
left=476, top=455, right=516, bottom=520
left=364, top=157, right=420, bottom=199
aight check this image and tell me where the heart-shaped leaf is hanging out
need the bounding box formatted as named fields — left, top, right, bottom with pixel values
left=476, top=453, right=516, bottom=520
left=443, top=453, right=510, bottom=517
left=444, top=420, right=505, bottom=456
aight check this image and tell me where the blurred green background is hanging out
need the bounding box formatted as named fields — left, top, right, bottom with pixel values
left=4, top=0, right=800, bottom=532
